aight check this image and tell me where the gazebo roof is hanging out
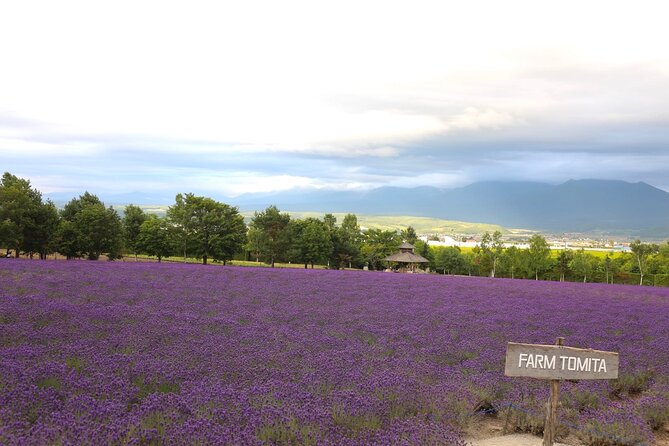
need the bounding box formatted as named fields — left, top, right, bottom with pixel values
left=383, top=251, right=429, bottom=263
left=399, top=242, right=415, bottom=250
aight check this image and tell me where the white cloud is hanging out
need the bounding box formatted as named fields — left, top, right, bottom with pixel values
left=189, top=173, right=318, bottom=197
left=2, top=0, right=669, bottom=193
left=447, top=108, right=523, bottom=131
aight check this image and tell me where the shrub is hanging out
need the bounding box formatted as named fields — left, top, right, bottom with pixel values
left=636, top=389, right=669, bottom=430
left=578, top=407, right=653, bottom=446
left=610, top=369, right=653, bottom=396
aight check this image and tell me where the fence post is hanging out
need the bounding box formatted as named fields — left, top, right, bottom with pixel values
left=542, top=337, right=564, bottom=446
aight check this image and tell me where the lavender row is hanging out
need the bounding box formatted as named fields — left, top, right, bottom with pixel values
left=1, top=260, right=668, bottom=444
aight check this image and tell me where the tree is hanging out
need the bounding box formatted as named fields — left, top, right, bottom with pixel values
left=167, top=193, right=194, bottom=263
left=556, top=250, right=574, bottom=282
left=323, top=213, right=337, bottom=231
left=657, top=242, right=669, bottom=274
left=414, top=240, right=432, bottom=266
left=401, top=226, right=418, bottom=244
left=435, top=246, right=463, bottom=275
left=0, top=219, right=20, bottom=257
left=292, top=217, right=333, bottom=268
left=0, top=172, right=58, bottom=258
left=123, top=205, right=147, bottom=260
left=480, top=231, right=504, bottom=277
left=73, top=202, right=124, bottom=260
left=61, top=191, right=103, bottom=220
left=250, top=205, right=291, bottom=267
left=53, top=220, right=81, bottom=260
left=461, top=251, right=476, bottom=276
left=603, top=255, right=615, bottom=284
left=570, top=249, right=593, bottom=283
left=169, top=194, right=246, bottom=265
left=630, top=239, right=659, bottom=285
left=332, top=213, right=361, bottom=269
left=501, top=245, right=523, bottom=279
left=245, top=226, right=267, bottom=263
left=25, top=200, right=59, bottom=259
left=58, top=193, right=124, bottom=260
left=137, top=215, right=174, bottom=262
left=528, top=234, right=551, bottom=280
left=360, top=228, right=401, bottom=270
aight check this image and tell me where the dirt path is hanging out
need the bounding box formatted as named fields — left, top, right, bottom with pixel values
left=467, top=434, right=570, bottom=446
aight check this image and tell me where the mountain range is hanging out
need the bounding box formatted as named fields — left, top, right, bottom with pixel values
left=47, top=179, right=669, bottom=236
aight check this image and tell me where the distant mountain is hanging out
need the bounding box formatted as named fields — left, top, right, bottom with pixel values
left=46, top=180, right=669, bottom=236
left=229, top=180, right=669, bottom=235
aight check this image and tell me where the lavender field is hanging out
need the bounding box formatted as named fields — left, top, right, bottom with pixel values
left=1, top=261, right=668, bottom=445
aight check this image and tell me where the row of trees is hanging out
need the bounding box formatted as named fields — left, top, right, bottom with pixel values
left=431, top=232, right=667, bottom=286
left=0, top=173, right=247, bottom=263
left=0, top=172, right=410, bottom=269
left=2, top=172, right=668, bottom=286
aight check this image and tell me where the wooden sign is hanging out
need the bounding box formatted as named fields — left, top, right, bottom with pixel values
left=504, top=339, right=619, bottom=446
left=505, top=342, right=619, bottom=380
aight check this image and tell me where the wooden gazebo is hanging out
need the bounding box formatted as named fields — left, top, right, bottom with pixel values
left=383, top=242, right=429, bottom=272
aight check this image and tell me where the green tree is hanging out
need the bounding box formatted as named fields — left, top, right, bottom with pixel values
left=401, top=226, right=418, bottom=244
left=292, top=217, right=333, bottom=268
left=630, top=239, right=659, bottom=285
left=0, top=172, right=58, bottom=258
left=58, top=193, right=124, bottom=260
left=501, top=245, right=523, bottom=279
left=73, top=202, right=124, bottom=260
left=480, top=231, right=504, bottom=277
left=414, top=240, right=432, bottom=267
left=61, top=191, right=103, bottom=220
left=245, top=226, right=267, bottom=263
left=24, top=200, right=59, bottom=259
left=323, top=213, right=337, bottom=231
left=137, top=215, right=174, bottom=262
left=570, top=249, right=593, bottom=283
left=333, top=213, right=361, bottom=269
left=360, top=228, right=401, bottom=270
left=249, top=205, right=291, bottom=267
left=603, top=255, right=616, bottom=284
left=434, top=246, right=463, bottom=274
left=167, top=193, right=194, bottom=263
left=53, top=220, right=81, bottom=260
left=657, top=242, right=669, bottom=274
left=528, top=234, right=551, bottom=280
left=556, top=250, right=574, bottom=282
left=123, top=204, right=147, bottom=260
left=0, top=219, right=20, bottom=257
left=170, top=194, right=246, bottom=265
left=461, top=251, right=476, bottom=276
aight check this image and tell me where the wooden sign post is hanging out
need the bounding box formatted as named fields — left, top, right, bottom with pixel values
left=504, top=339, right=619, bottom=446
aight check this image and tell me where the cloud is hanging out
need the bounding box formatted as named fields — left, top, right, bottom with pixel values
left=2, top=0, right=669, bottom=197
left=447, top=108, right=524, bottom=131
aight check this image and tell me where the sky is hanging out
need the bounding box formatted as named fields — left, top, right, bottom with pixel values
left=2, top=0, right=669, bottom=201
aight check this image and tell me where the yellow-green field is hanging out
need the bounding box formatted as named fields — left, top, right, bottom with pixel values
left=118, top=205, right=528, bottom=236
left=455, top=246, right=628, bottom=259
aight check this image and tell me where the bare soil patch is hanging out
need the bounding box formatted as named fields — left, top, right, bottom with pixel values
left=466, top=416, right=669, bottom=446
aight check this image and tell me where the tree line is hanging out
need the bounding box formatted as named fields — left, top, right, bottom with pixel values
left=2, top=172, right=668, bottom=286
left=430, top=232, right=668, bottom=286
left=0, top=172, right=402, bottom=269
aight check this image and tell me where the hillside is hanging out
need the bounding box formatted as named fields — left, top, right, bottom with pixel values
left=56, top=179, right=669, bottom=236
left=229, top=179, right=669, bottom=236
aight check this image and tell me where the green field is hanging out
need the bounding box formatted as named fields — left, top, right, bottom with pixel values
left=114, top=205, right=525, bottom=235
left=279, top=212, right=518, bottom=235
